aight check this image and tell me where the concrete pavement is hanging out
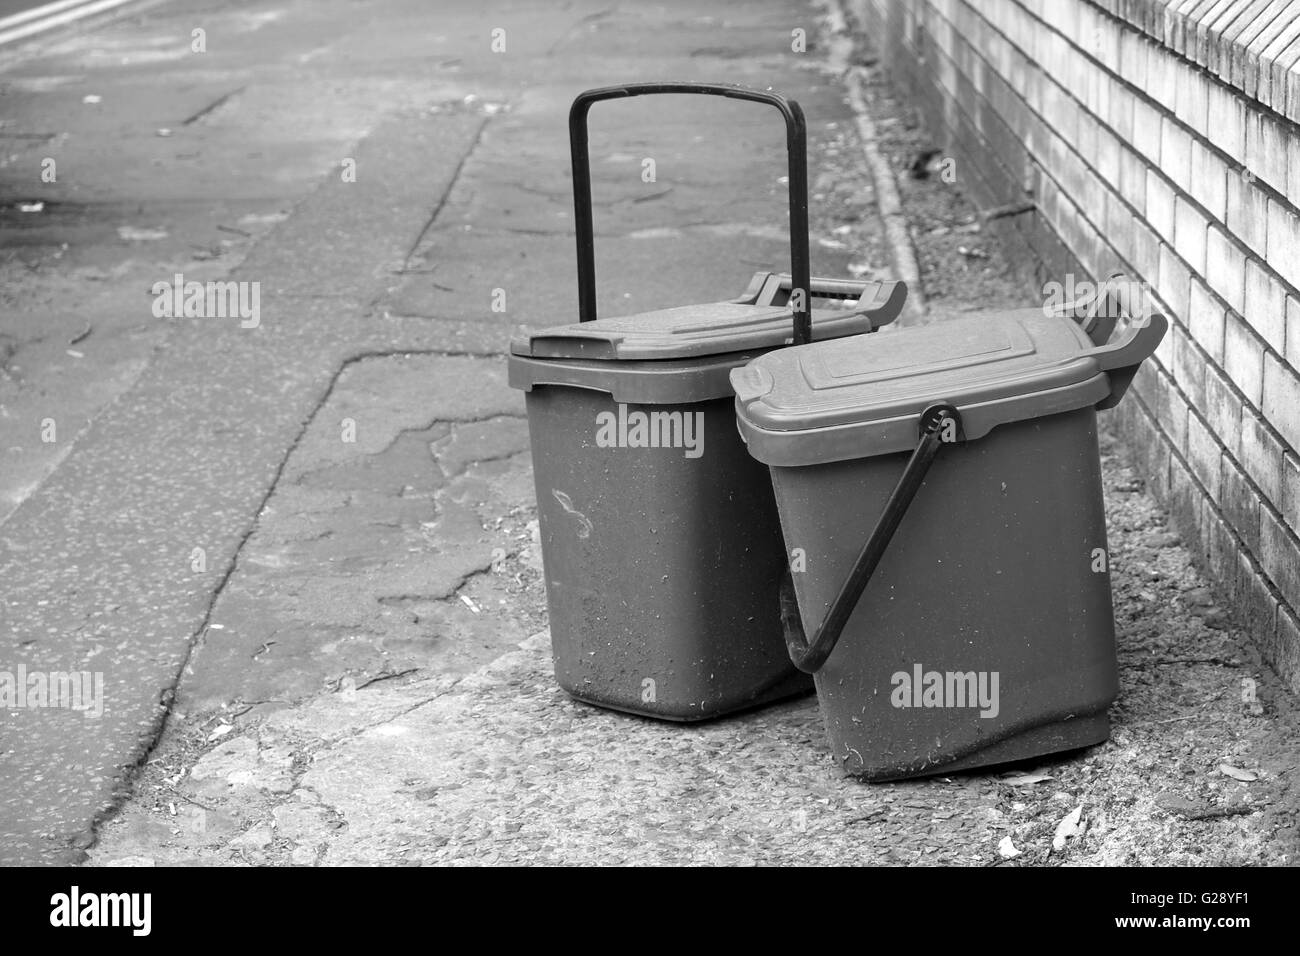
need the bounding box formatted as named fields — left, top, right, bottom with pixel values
left=1, top=0, right=883, bottom=863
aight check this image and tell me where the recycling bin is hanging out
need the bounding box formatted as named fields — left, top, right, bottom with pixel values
left=730, top=292, right=1166, bottom=777
left=508, top=82, right=907, bottom=720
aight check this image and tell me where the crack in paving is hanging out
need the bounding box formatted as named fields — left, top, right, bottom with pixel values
left=83, top=344, right=525, bottom=849
left=402, top=116, right=492, bottom=267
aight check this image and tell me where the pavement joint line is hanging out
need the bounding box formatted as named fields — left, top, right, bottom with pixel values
left=401, top=115, right=492, bottom=268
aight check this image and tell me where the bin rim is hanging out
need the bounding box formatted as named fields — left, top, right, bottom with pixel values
left=509, top=279, right=906, bottom=363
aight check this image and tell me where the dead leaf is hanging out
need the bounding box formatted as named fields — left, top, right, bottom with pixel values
left=1000, top=771, right=1055, bottom=786
left=1052, top=804, right=1084, bottom=851
left=1218, top=764, right=1258, bottom=782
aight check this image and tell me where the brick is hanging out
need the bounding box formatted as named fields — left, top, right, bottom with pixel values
left=1121, top=30, right=1149, bottom=89
left=1158, top=242, right=1192, bottom=319
left=1226, top=172, right=1269, bottom=258
left=1204, top=360, right=1244, bottom=455
left=1263, top=351, right=1300, bottom=451
left=1160, top=117, right=1194, bottom=190
left=1259, top=111, right=1291, bottom=195
left=1260, top=506, right=1300, bottom=612
left=1107, top=189, right=1134, bottom=263
left=1221, top=453, right=1261, bottom=550
left=1205, top=78, right=1246, bottom=160
left=1281, top=38, right=1300, bottom=123
left=1091, top=68, right=1110, bottom=124
left=1174, top=61, right=1210, bottom=136
left=1242, top=407, right=1286, bottom=503
left=1187, top=410, right=1225, bottom=499
left=1206, top=225, right=1246, bottom=313
left=1174, top=321, right=1209, bottom=406
left=1274, top=608, right=1300, bottom=695
left=1078, top=166, right=1108, bottom=228
left=1132, top=96, right=1163, bottom=161
left=1155, top=303, right=1177, bottom=368
left=1288, top=295, right=1300, bottom=368
left=1174, top=197, right=1209, bottom=275
left=1042, top=79, right=1080, bottom=147
left=1259, top=18, right=1300, bottom=108
left=1283, top=451, right=1300, bottom=532
left=1236, top=539, right=1279, bottom=641
left=1267, top=198, right=1300, bottom=291
left=1243, top=101, right=1264, bottom=179
left=1131, top=217, right=1161, bottom=280
left=1108, top=76, right=1135, bottom=142
left=1244, top=259, right=1288, bottom=352
left=1225, top=309, right=1266, bottom=403
left=1118, top=144, right=1147, bottom=213
left=1147, top=170, right=1176, bottom=240
left=1096, top=123, right=1121, bottom=185
left=1168, top=450, right=1201, bottom=534
left=1093, top=13, right=1122, bottom=72
left=1249, top=12, right=1299, bottom=102
left=1148, top=44, right=1180, bottom=111
left=1289, top=128, right=1300, bottom=207
left=1165, top=369, right=1192, bottom=452
left=1200, top=1, right=1245, bottom=69
left=1189, top=278, right=1227, bottom=360
left=1189, top=139, right=1229, bottom=222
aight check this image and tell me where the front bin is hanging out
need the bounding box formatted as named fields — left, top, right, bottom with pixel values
left=730, top=293, right=1166, bottom=776
left=508, top=82, right=907, bottom=720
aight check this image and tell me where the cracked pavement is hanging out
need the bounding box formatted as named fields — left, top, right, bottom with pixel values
left=1, top=0, right=879, bottom=864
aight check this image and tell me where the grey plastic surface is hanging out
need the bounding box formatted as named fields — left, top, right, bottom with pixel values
left=511, top=279, right=906, bottom=362
left=771, top=407, right=1118, bottom=778
left=731, top=309, right=1167, bottom=464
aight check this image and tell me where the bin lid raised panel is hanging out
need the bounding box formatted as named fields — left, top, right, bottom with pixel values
left=511, top=302, right=879, bottom=362
left=732, top=310, right=1118, bottom=466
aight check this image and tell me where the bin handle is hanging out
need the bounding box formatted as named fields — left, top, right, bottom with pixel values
left=782, top=403, right=962, bottom=674
left=1077, top=275, right=1168, bottom=411
left=570, top=82, right=814, bottom=344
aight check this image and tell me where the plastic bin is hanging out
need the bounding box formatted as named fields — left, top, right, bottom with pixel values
left=730, top=294, right=1166, bottom=776
left=508, top=82, right=907, bottom=720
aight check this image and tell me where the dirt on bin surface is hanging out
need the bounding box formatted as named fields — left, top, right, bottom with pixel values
left=85, top=18, right=1298, bottom=867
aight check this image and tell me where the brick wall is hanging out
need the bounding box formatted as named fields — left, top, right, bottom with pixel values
left=848, top=0, right=1300, bottom=689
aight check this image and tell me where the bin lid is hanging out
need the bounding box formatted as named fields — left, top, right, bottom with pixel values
left=510, top=280, right=906, bottom=362
left=730, top=308, right=1164, bottom=466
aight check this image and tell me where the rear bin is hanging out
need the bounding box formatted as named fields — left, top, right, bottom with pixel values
left=508, top=81, right=907, bottom=720
left=730, top=300, right=1166, bottom=776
